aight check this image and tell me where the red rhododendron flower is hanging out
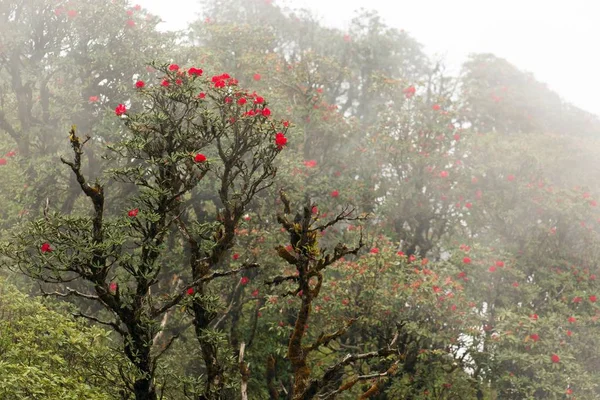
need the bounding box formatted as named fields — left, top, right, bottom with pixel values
left=551, top=353, right=560, bottom=363
left=403, top=86, right=416, bottom=98
left=89, top=96, right=99, bottom=103
left=233, top=253, right=240, bottom=260
left=175, top=79, right=183, bottom=85
left=253, top=73, right=261, bottom=81
left=187, top=287, right=194, bottom=295
left=453, top=133, right=461, bottom=141
left=433, top=286, right=442, bottom=293
left=168, top=64, right=179, bottom=71
left=507, top=174, right=516, bottom=182
left=240, top=277, right=250, bottom=285
left=397, top=251, right=405, bottom=257
left=512, top=281, right=519, bottom=287
left=262, top=107, right=271, bottom=117
left=194, top=153, right=207, bottom=163
left=530, top=333, right=540, bottom=342
left=135, top=80, right=145, bottom=88
left=409, top=255, right=416, bottom=262
left=573, top=296, right=582, bottom=303
left=275, top=132, right=287, bottom=150
left=567, top=330, right=573, bottom=336
left=252, top=289, right=259, bottom=298
left=254, top=96, right=264, bottom=104
left=126, top=19, right=135, bottom=28
left=463, top=257, right=471, bottom=264
left=188, top=67, right=203, bottom=76
left=0, top=159, right=7, bottom=166
left=496, top=260, right=504, bottom=267
left=161, top=79, right=170, bottom=87
left=590, top=295, right=597, bottom=303
left=304, top=160, right=317, bottom=168
left=67, top=10, right=77, bottom=18
left=109, top=282, right=118, bottom=293
left=198, top=92, right=206, bottom=99
left=41, top=242, right=52, bottom=253
left=283, top=120, right=290, bottom=127
left=128, top=208, right=139, bottom=217
left=6, top=150, right=16, bottom=157
left=439, top=170, right=449, bottom=178
left=568, top=316, right=576, bottom=323
left=458, top=271, right=467, bottom=278
left=330, top=190, right=339, bottom=198
left=370, top=247, right=379, bottom=254
left=432, top=104, right=441, bottom=111
left=134, top=4, right=141, bottom=10
left=530, top=314, right=538, bottom=320
left=489, top=266, right=496, bottom=272
left=237, top=97, right=247, bottom=105
left=115, top=104, right=127, bottom=116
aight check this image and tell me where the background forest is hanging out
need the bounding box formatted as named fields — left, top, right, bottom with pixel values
left=1, top=0, right=600, bottom=399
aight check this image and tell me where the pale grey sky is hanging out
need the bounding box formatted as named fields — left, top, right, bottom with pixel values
left=136, top=0, right=599, bottom=116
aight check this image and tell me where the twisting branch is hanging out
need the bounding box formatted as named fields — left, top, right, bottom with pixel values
left=60, top=125, right=105, bottom=248
left=304, top=319, right=356, bottom=353
left=265, top=274, right=299, bottom=286
left=302, top=330, right=400, bottom=400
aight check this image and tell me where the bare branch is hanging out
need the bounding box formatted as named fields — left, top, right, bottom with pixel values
left=72, top=311, right=125, bottom=336
left=152, top=263, right=260, bottom=317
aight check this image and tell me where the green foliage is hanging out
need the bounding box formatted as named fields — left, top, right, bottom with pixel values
left=0, top=280, right=126, bottom=399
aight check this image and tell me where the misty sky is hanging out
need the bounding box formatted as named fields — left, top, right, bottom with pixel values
left=136, top=0, right=599, bottom=116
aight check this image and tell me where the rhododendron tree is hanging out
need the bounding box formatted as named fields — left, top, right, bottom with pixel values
left=4, top=63, right=288, bottom=400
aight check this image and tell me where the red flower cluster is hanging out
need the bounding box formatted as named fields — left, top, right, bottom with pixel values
left=403, top=86, right=416, bottom=98
left=115, top=104, right=127, bottom=116
left=212, top=73, right=237, bottom=88
left=41, top=242, right=52, bottom=253
left=128, top=208, right=139, bottom=217
left=194, top=153, right=207, bottom=163
left=275, top=132, right=287, bottom=150
left=188, top=67, right=203, bottom=76
left=135, top=80, right=145, bottom=88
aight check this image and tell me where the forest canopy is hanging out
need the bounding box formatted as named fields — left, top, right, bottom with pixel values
left=1, top=0, right=600, bottom=399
